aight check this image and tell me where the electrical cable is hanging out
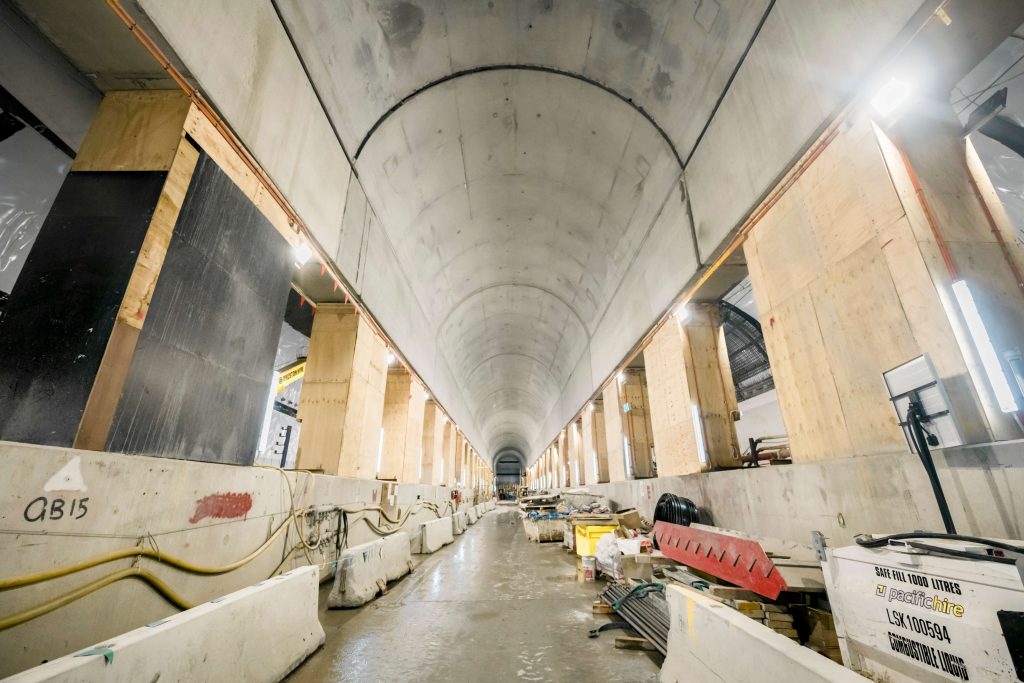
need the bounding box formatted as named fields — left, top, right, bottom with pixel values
left=0, top=568, right=193, bottom=632
left=855, top=532, right=1024, bottom=554
left=905, top=401, right=957, bottom=534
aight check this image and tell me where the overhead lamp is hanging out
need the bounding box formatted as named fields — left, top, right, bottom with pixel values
left=587, top=402, right=596, bottom=412
left=870, top=77, right=915, bottom=119
left=674, top=304, right=690, bottom=323
left=386, top=351, right=396, bottom=365
left=952, top=280, right=1019, bottom=413
left=293, top=240, right=313, bottom=267
left=617, top=371, right=627, bottom=384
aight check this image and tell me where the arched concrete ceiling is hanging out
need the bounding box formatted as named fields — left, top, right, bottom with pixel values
left=269, top=0, right=769, bottom=461
left=136, top=0, right=928, bottom=465
left=355, top=68, right=679, bottom=460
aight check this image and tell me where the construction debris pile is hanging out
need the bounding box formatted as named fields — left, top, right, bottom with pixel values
left=518, top=490, right=843, bottom=667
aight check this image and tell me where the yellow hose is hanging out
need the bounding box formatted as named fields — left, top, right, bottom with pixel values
left=0, top=568, right=193, bottom=632
left=0, top=517, right=297, bottom=591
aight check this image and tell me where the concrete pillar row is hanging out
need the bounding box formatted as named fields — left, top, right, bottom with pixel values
left=421, top=401, right=444, bottom=485
left=581, top=401, right=609, bottom=483
left=602, top=382, right=627, bottom=482
left=645, top=306, right=742, bottom=476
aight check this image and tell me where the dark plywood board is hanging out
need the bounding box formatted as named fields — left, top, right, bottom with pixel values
left=107, top=153, right=293, bottom=465
left=0, top=171, right=166, bottom=445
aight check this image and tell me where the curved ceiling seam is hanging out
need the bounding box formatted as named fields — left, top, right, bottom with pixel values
left=436, top=281, right=592, bottom=341
left=353, top=64, right=684, bottom=168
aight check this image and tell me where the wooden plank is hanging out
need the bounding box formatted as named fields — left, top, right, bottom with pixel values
left=74, top=90, right=192, bottom=172
left=614, top=636, right=657, bottom=652
left=72, top=321, right=140, bottom=451
left=182, top=104, right=296, bottom=247
left=118, top=139, right=200, bottom=329
left=645, top=321, right=701, bottom=476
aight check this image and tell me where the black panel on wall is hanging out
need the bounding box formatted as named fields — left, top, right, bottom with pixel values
left=0, top=171, right=166, bottom=445
left=107, top=153, right=293, bottom=465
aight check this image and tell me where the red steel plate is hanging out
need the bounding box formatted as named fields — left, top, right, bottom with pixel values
left=653, top=521, right=788, bottom=600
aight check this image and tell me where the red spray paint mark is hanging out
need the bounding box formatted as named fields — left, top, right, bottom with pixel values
left=189, top=492, right=253, bottom=524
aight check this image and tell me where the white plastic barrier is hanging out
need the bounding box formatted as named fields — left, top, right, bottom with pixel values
left=328, top=532, right=412, bottom=608
left=8, top=566, right=324, bottom=683
left=661, top=585, right=865, bottom=683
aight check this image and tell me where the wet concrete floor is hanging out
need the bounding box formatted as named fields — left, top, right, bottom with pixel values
left=287, top=506, right=661, bottom=682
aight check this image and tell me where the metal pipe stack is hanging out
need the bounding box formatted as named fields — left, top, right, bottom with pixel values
left=599, top=583, right=670, bottom=655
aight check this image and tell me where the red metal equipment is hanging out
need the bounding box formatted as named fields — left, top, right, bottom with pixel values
left=652, top=521, right=789, bottom=600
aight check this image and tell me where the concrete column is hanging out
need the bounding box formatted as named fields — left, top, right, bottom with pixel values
left=602, top=382, right=627, bottom=482
left=645, top=307, right=742, bottom=474
left=421, top=401, right=444, bottom=484
left=296, top=304, right=388, bottom=478
left=557, top=429, right=570, bottom=487
left=435, top=417, right=452, bottom=486
left=569, top=420, right=584, bottom=485
left=582, top=402, right=610, bottom=483
left=743, top=111, right=1024, bottom=461
left=400, top=381, right=427, bottom=483
left=890, top=105, right=1024, bottom=441
left=454, top=436, right=466, bottom=489
left=620, top=369, right=656, bottom=478
left=379, top=368, right=412, bottom=480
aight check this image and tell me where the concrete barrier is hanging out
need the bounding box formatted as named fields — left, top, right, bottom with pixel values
left=328, top=532, right=412, bottom=608
left=8, top=566, right=324, bottom=683
left=452, top=510, right=468, bottom=535
left=467, top=506, right=479, bottom=524
left=485, top=500, right=495, bottom=511
left=407, top=518, right=452, bottom=557
left=660, top=585, right=865, bottom=682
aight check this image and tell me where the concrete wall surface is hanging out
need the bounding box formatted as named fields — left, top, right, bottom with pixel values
left=7, top=566, right=324, bottom=683
left=590, top=441, right=1024, bottom=547
left=661, top=585, right=865, bottom=683
left=0, top=441, right=455, bottom=677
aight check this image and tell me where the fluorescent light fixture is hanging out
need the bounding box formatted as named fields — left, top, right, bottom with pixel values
left=953, top=280, right=1019, bottom=412
left=692, top=405, right=709, bottom=467
left=418, top=449, right=424, bottom=481
left=375, top=427, right=385, bottom=474
left=386, top=352, right=396, bottom=365
left=617, top=371, right=627, bottom=384
left=588, top=402, right=596, bottom=412
left=674, top=305, right=690, bottom=323
left=293, top=241, right=313, bottom=267
left=871, top=77, right=914, bottom=118
left=623, top=436, right=633, bottom=479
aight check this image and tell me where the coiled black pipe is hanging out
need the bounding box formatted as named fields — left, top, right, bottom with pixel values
left=653, top=493, right=700, bottom=527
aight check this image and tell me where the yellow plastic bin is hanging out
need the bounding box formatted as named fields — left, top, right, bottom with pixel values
left=575, top=524, right=618, bottom=557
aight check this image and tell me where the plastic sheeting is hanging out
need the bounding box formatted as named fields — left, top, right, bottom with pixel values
left=0, top=127, right=70, bottom=295
left=971, top=132, right=1024, bottom=245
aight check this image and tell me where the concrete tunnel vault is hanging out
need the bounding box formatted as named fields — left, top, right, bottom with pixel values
left=353, top=67, right=682, bottom=466
left=251, top=0, right=771, bottom=465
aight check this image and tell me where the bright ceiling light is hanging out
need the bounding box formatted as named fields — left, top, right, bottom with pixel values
left=293, top=240, right=313, bottom=267
left=587, top=402, right=595, bottom=412
left=617, top=371, right=627, bottom=384
left=952, top=280, right=1019, bottom=413
left=870, top=77, right=914, bottom=119
left=386, top=352, right=396, bottom=365
left=674, top=305, right=690, bottom=323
